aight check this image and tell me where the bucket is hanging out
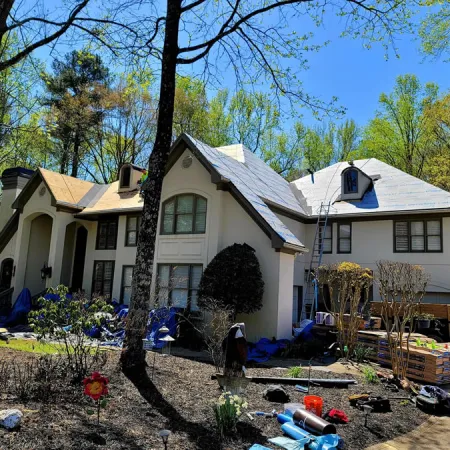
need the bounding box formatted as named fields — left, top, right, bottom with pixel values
left=324, top=313, right=335, bottom=326
left=316, top=312, right=326, bottom=324
left=304, top=395, right=323, bottom=417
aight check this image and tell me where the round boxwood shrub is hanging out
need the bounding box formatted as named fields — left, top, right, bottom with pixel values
left=198, top=243, right=264, bottom=316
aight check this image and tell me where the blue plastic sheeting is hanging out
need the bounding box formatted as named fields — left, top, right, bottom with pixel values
left=146, top=307, right=177, bottom=349
left=247, top=338, right=290, bottom=363
left=0, top=288, right=31, bottom=327
left=269, top=435, right=307, bottom=449
left=249, top=445, right=272, bottom=450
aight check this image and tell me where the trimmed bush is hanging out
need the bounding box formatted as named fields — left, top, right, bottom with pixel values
left=198, top=243, right=264, bottom=316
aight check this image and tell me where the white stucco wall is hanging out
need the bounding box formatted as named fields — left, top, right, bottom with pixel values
left=301, top=218, right=450, bottom=302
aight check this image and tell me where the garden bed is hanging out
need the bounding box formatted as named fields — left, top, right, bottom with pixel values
left=0, top=348, right=429, bottom=449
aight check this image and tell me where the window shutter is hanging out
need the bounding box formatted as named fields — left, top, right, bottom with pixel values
left=395, top=222, right=409, bottom=252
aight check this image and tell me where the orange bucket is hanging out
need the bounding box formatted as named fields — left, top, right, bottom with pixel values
left=304, top=395, right=323, bottom=417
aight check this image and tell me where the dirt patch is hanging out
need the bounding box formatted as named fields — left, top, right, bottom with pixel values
left=0, top=349, right=429, bottom=449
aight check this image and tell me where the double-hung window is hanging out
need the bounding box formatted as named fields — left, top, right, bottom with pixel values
left=125, top=216, right=141, bottom=246
left=96, top=217, right=118, bottom=250
left=338, top=223, right=352, bottom=253
left=161, top=194, right=207, bottom=234
left=92, top=261, right=114, bottom=298
left=157, top=264, right=202, bottom=311
left=319, top=224, right=332, bottom=254
left=394, top=219, right=442, bottom=252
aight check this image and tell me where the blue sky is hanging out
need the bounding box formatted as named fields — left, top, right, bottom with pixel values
left=33, top=1, right=450, bottom=129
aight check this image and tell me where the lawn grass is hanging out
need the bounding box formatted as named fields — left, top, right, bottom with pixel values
left=0, top=338, right=67, bottom=354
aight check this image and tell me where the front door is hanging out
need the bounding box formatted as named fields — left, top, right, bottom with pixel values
left=71, top=226, right=87, bottom=293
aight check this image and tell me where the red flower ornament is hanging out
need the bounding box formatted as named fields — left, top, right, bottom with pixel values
left=83, top=371, right=109, bottom=401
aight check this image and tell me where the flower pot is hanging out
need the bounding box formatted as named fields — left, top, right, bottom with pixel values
left=417, top=319, right=431, bottom=329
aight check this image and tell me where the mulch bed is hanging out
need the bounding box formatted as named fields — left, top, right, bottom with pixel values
left=0, top=348, right=429, bottom=449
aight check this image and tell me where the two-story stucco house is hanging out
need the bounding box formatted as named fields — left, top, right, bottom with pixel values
left=1, top=134, right=450, bottom=341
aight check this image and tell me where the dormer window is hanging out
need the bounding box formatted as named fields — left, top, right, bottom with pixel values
left=344, top=168, right=358, bottom=194
left=120, top=165, right=131, bottom=188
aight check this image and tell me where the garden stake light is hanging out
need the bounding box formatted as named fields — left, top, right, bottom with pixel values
left=159, top=429, right=171, bottom=450
left=363, top=405, right=373, bottom=427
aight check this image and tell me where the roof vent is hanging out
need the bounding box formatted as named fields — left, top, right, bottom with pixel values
left=348, top=160, right=354, bottom=166
left=182, top=155, right=193, bottom=169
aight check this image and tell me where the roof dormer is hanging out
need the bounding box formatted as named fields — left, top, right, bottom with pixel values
left=118, top=163, right=146, bottom=193
left=340, top=162, right=372, bottom=201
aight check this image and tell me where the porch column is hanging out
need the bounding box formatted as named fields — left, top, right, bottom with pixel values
left=276, top=251, right=295, bottom=339
left=46, top=215, right=73, bottom=288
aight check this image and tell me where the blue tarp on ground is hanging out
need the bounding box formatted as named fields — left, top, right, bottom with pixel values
left=146, top=307, right=177, bottom=349
left=0, top=288, right=31, bottom=327
left=247, top=338, right=290, bottom=363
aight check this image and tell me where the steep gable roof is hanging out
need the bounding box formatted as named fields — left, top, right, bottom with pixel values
left=177, top=134, right=306, bottom=252
left=13, top=168, right=96, bottom=212
left=292, top=159, right=450, bottom=217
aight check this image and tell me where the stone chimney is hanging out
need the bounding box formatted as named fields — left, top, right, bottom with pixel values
left=0, top=168, right=34, bottom=230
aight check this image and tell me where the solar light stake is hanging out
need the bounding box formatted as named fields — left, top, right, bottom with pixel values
left=159, top=429, right=171, bottom=450
left=362, top=405, right=373, bottom=427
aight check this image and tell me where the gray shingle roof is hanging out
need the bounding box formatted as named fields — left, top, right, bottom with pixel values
left=292, top=159, right=450, bottom=217
left=186, top=135, right=306, bottom=250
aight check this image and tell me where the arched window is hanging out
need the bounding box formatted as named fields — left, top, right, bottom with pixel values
left=161, top=194, right=207, bottom=234
left=344, top=168, right=358, bottom=194
left=120, top=165, right=131, bottom=188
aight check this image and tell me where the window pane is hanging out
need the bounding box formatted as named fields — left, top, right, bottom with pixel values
left=123, top=266, right=133, bottom=287
left=127, top=231, right=137, bottom=246
left=396, top=236, right=409, bottom=252
left=191, top=266, right=202, bottom=289
left=196, top=197, right=207, bottom=213
left=176, top=195, right=194, bottom=214
left=395, top=222, right=408, bottom=236
left=190, top=291, right=199, bottom=311
left=345, top=170, right=358, bottom=193
left=324, top=225, right=332, bottom=239
left=171, top=289, right=188, bottom=308
left=98, top=223, right=107, bottom=249
left=427, top=220, right=441, bottom=236
left=158, top=265, right=170, bottom=288
left=163, top=214, right=174, bottom=233
left=164, top=200, right=175, bottom=215
left=339, top=238, right=351, bottom=253
left=122, top=287, right=132, bottom=305
left=195, top=212, right=206, bottom=233
left=104, top=262, right=114, bottom=280
left=411, top=236, right=425, bottom=251
left=172, top=265, right=189, bottom=288
left=411, top=221, right=424, bottom=235
left=103, top=281, right=112, bottom=298
left=176, top=214, right=193, bottom=233
left=322, top=239, right=332, bottom=253
left=127, top=217, right=137, bottom=231
left=94, top=262, right=104, bottom=281
left=106, top=222, right=117, bottom=249
left=339, top=224, right=351, bottom=238
left=428, top=236, right=441, bottom=251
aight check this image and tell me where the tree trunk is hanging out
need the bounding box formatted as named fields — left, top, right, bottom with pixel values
left=120, top=0, right=181, bottom=370
left=71, top=131, right=81, bottom=178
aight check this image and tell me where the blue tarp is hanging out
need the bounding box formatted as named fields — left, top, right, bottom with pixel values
left=0, top=288, right=31, bottom=327
left=146, top=307, right=177, bottom=349
left=247, top=338, right=290, bottom=363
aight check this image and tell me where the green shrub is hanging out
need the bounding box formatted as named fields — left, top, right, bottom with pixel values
left=198, top=243, right=264, bottom=316
left=286, top=366, right=303, bottom=378
left=352, top=344, right=374, bottom=363
left=214, top=392, right=248, bottom=438
left=29, top=285, right=112, bottom=382
left=361, top=365, right=379, bottom=384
